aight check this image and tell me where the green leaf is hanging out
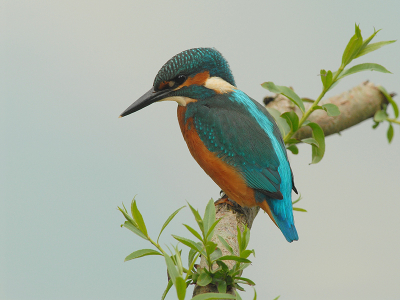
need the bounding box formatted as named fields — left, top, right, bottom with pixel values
left=157, top=206, right=185, bottom=243
left=118, top=206, right=138, bottom=227
left=216, top=260, right=229, bottom=272
left=240, top=226, right=250, bottom=253
left=356, top=40, right=396, bottom=58
left=322, top=103, right=340, bottom=117
left=266, top=107, right=290, bottom=136
left=206, top=218, right=222, bottom=241
left=325, top=71, right=333, bottom=90
left=188, top=248, right=197, bottom=268
left=205, top=241, right=218, bottom=256
left=378, top=86, right=399, bottom=118
left=355, top=23, right=362, bottom=39
left=253, top=288, right=257, bottom=300
left=237, top=226, right=242, bottom=254
left=120, top=203, right=129, bottom=214
left=312, top=105, right=323, bottom=111
left=229, top=262, right=251, bottom=276
left=387, top=123, right=394, bottom=143
left=172, top=235, right=205, bottom=255
left=173, top=245, right=184, bottom=276
left=320, top=69, right=326, bottom=86
left=163, top=253, right=179, bottom=285
left=286, top=145, right=299, bottom=155
left=161, top=279, right=173, bottom=300
left=320, top=69, right=333, bottom=90
left=286, top=138, right=300, bottom=144
left=131, top=201, right=148, bottom=236
left=273, top=296, right=281, bottom=300
left=192, top=272, right=199, bottom=283
left=354, top=28, right=380, bottom=58
left=175, top=276, right=186, bottom=300
left=339, top=63, right=391, bottom=80
left=236, top=291, right=243, bottom=300
left=235, top=276, right=256, bottom=286
left=219, top=255, right=251, bottom=263
left=217, top=235, right=234, bottom=254
left=184, top=224, right=204, bottom=242
left=293, top=207, right=308, bottom=212
left=301, top=138, right=319, bottom=148
left=306, top=122, right=325, bottom=164
left=292, top=194, right=302, bottom=205
left=122, top=221, right=148, bottom=240
left=191, top=293, right=236, bottom=300
left=261, top=82, right=305, bottom=113
left=234, top=283, right=245, bottom=291
left=216, top=260, right=229, bottom=273
left=188, top=202, right=204, bottom=232
left=342, top=24, right=363, bottom=66
left=203, top=199, right=217, bottom=239
left=210, top=247, right=223, bottom=262
left=197, top=270, right=212, bottom=286
left=240, top=249, right=255, bottom=259
left=374, top=110, right=388, bottom=122
left=281, top=111, right=299, bottom=132
left=124, top=248, right=162, bottom=262
left=188, top=202, right=202, bottom=221
left=217, top=280, right=227, bottom=294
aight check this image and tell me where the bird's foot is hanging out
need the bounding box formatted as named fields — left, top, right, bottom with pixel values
left=215, top=192, right=235, bottom=207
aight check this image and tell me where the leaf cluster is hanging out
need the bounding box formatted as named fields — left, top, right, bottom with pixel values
left=119, top=199, right=257, bottom=300
left=262, top=24, right=396, bottom=163
left=372, top=86, right=399, bottom=143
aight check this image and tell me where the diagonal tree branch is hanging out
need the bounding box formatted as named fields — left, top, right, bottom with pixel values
left=264, top=81, right=389, bottom=140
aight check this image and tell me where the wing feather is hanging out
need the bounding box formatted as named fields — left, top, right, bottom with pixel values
left=192, top=98, right=284, bottom=198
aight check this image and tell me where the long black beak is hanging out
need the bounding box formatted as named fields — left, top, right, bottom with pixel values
left=119, top=87, right=171, bottom=118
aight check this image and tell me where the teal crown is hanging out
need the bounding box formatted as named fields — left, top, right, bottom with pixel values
left=153, top=48, right=236, bottom=88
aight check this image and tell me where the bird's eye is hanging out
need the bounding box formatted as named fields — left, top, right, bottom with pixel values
left=175, top=74, right=187, bottom=86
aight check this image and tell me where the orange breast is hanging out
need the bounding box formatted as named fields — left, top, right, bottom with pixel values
left=177, top=106, right=256, bottom=208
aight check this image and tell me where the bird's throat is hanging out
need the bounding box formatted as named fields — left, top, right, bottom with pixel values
left=159, top=96, right=197, bottom=106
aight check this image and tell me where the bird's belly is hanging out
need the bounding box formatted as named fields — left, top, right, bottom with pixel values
left=177, top=107, right=256, bottom=207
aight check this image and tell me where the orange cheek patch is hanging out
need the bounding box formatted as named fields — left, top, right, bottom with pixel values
left=179, top=71, right=210, bottom=89
left=158, top=81, right=169, bottom=90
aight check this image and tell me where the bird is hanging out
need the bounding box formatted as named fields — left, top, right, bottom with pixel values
left=120, top=48, right=298, bottom=242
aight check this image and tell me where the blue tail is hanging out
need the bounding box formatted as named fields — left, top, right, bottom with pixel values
left=255, top=191, right=299, bottom=242
left=275, top=217, right=299, bottom=242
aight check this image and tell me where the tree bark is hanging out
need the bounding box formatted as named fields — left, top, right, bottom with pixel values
left=192, top=201, right=259, bottom=298
left=264, top=81, right=388, bottom=140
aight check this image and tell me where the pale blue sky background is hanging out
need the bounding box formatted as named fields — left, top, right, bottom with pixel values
left=2, top=1, right=400, bottom=299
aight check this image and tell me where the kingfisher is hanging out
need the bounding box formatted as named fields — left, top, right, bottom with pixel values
left=120, top=48, right=298, bottom=242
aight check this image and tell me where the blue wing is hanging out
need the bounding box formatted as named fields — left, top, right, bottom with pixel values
left=186, top=91, right=294, bottom=199
left=185, top=90, right=298, bottom=242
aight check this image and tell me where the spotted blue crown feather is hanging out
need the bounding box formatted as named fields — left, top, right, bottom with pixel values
left=154, top=48, right=236, bottom=88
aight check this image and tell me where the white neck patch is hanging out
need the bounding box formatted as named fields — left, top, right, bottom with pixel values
left=204, top=77, right=236, bottom=94
left=159, top=96, right=197, bottom=106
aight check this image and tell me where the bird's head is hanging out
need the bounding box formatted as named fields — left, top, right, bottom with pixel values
left=120, top=48, right=236, bottom=117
